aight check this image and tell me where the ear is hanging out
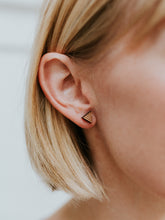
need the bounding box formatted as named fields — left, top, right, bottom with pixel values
left=38, top=52, right=96, bottom=129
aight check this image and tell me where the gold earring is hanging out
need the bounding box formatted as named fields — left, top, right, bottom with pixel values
left=82, top=111, right=92, bottom=123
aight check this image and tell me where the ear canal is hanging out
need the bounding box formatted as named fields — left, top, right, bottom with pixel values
left=82, top=111, right=92, bottom=123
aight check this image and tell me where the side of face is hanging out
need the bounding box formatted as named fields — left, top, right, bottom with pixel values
left=91, top=28, right=165, bottom=197
left=37, top=19, right=165, bottom=198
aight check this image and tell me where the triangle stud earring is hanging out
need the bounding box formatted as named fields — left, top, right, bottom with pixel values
left=82, top=111, right=92, bottom=123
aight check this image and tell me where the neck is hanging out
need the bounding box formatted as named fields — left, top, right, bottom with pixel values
left=81, top=127, right=165, bottom=220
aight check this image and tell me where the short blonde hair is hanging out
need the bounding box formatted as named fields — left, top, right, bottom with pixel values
left=24, top=0, right=165, bottom=201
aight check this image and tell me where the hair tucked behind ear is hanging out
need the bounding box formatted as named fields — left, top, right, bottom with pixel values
left=24, top=0, right=165, bottom=201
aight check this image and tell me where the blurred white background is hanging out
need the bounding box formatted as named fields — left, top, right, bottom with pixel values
left=0, top=0, right=71, bottom=219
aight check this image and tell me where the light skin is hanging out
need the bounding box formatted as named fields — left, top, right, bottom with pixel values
left=38, top=23, right=165, bottom=220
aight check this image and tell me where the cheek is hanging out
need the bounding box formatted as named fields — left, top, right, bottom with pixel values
left=95, top=60, right=165, bottom=197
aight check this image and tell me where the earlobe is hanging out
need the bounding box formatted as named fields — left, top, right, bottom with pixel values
left=38, top=52, right=96, bottom=129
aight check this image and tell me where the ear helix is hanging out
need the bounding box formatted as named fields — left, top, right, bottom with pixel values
left=81, top=111, right=92, bottom=123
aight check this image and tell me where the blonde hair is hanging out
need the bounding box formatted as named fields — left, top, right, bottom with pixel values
left=24, top=0, right=165, bottom=201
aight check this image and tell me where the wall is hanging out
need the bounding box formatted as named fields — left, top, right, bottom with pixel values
left=0, top=1, right=71, bottom=219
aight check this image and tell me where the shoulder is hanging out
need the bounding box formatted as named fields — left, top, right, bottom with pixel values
left=45, top=198, right=80, bottom=220
left=45, top=206, right=68, bottom=220
left=45, top=208, right=66, bottom=220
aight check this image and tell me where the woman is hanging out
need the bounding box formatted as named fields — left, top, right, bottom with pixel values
left=24, top=0, right=165, bottom=219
